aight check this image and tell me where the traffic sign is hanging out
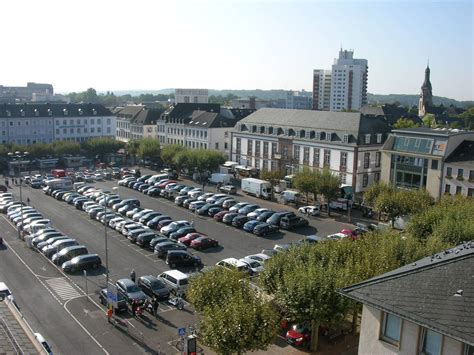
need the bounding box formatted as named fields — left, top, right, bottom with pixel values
left=178, top=327, right=186, bottom=337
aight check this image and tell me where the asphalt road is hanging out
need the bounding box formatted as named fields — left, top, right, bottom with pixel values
left=4, top=179, right=353, bottom=354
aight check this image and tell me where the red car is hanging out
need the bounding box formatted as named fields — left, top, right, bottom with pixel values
left=340, top=229, right=359, bottom=240
left=178, top=232, right=205, bottom=246
left=213, top=210, right=229, bottom=222
left=158, top=180, right=176, bottom=189
left=286, top=323, right=310, bottom=348
left=190, top=237, right=219, bottom=250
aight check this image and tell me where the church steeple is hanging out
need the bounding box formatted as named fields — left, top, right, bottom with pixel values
left=418, top=61, right=433, bottom=117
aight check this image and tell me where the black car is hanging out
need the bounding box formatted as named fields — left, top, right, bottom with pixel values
left=197, top=204, right=218, bottom=216
left=116, top=278, right=147, bottom=305
left=266, top=211, right=295, bottom=226
left=253, top=222, right=279, bottom=236
left=222, top=212, right=241, bottom=225
left=147, top=215, right=172, bottom=229
left=147, top=188, right=161, bottom=197
left=136, top=231, right=158, bottom=248
left=232, top=215, right=250, bottom=228
left=128, top=228, right=150, bottom=243
left=208, top=206, right=224, bottom=217
left=61, top=254, right=102, bottom=273
left=169, top=227, right=196, bottom=241
left=137, top=275, right=170, bottom=300
left=154, top=241, right=186, bottom=258
left=256, top=211, right=276, bottom=222
left=166, top=250, right=202, bottom=268
left=99, top=288, right=127, bottom=313
left=280, top=216, right=309, bottom=230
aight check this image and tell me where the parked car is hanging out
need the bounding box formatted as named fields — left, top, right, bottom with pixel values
left=286, top=323, right=311, bottom=348
left=178, top=232, right=205, bottom=246
left=149, top=236, right=172, bottom=250
left=116, top=278, right=147, bottom=305
left=216, top=258, right=251, bottom=275
left=298, top=205, right=321, bottom=216
left=62, top=254, right=102, bottom=273
left=197, top=203, right=218, bottom=215
left=135, top=231, right=158, bottom=248
left=243, top=220, right=265, bottom=233
left=147, top=215, right=172, bottom=229
left=280, top=216, right=309, bottom=230
left=229, top=202, right=250, bottom=213
left=207, top=206, right=224, bottom=217
left=154, top=241, right=187, bottom=258
left=253, top=222, right=279, bottom=236
left=245, top=253, right=272, bottom=264
left=222, top=199, right=238, bottom=209
left=169, top=226, right=196, bottom=241
left=247, top=208, right=270, bottom=219
left=222, top=212, right=241, bottom=225
left=99, top=288, right=127, bottom=313
left=232, top=215, right=250, bottom=228
left=137, top=275, right=170, bottom=300
left=219, top=184, right=237, bottom=194
left=238, top=204, right=260, bottom=215
left=166, top=250, right=201, bottom=268
left=190, top=237, right=219, bottom=250
left=266, top=211, right=295, bottom=226
left=213, top=210, right=229, bottom=222
left=161, top=220, right=190, bottom=236
left=239, top=258, right=264, bottom=275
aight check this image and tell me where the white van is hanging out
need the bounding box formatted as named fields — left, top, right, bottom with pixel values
left=158, top=270, right=189, bottom=294
left=280, top=190, right=302, bottom=205
left=146, top=174, right=169, bottom=185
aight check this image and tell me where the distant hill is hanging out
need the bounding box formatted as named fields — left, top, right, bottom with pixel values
left=106, top=89, right=473, bottom=108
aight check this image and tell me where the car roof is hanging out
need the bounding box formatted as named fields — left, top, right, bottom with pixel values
left=219, top=257, right=247, bottom=267
left=117, top=278, right=135, bottom=286
left=160, top=269, right=188, bottom=280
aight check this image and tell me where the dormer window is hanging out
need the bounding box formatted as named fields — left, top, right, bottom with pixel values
left=48, top=109, right=52, bottom=116
left=78, top=109, right=83, bottom=116
left=365, top=134, right=371, bottom=144
left=6, top=110, right=11, bottom=117
left=260, top=126, right=265, bottom=134
left=326, top=132, right=332, bottom=142
left=34, top=109, right=39, bottom=117
left=63, top=108, right=68, bottom=116
left=315, top=131, right=321, bottom=140
left=343, top=134, right=349, bottom=143
left=20, top=109, right=25, bottom=117
left=377, top=133, right=383, bottom=144
left=92, top=109, right=97, bottom=116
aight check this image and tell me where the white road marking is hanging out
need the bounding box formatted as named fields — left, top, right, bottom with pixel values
left=45, top=277, right=82, bottom=301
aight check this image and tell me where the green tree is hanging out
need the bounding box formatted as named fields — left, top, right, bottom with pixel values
left=422, top=113, right=437, bottom=128
left=363, top=182, right=394, bottom=208
left=293, top=167, right=316, bottom=203
left=261, top=170, right=285, bottom=200
left=127, top=140, right=140, bottom=165
left=458, top=107, right=474, bottom=129
left=393, top=117, right=419, bottom=129
left=188, top=268, right=278, bottom=355
left=161, top=144, right=186, bottom=169
left=137, top=138, right=161, bottom=162
left=316, top=169, right=341, bottom=216
left=82, top=137, right=125, bottom=159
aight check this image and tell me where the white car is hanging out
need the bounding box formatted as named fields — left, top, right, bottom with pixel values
left=239, top=258, right=264, bottom=275
left=161, top=220, right=190, bottom=236
left=198, top=193, right=215, bottom=201
left=326, top=233, right=347, bottom=241
left=189, top=190, right=205, bottom=199
left=34, top=333, right=53, bottom=355
left=189, top=201, right=206, bottom=211
left=187, top=188, right=203, bottom=197
left=273, top=244, right=292, bottom=252
left=0, top=282, right=12, bottom=300
left=298, top=205, right=321, bottom=216
left=109, top=217, right=125, bottom=228
left=247, top=208, right=270, bottom=219
left=245, top=253, right=271, bottom=264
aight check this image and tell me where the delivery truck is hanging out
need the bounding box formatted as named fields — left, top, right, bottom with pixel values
left=241, top=178, right=272, bottom=199
left=46, top=178, right=73, bottom=190
left=209, top=173, right=232, bottom=185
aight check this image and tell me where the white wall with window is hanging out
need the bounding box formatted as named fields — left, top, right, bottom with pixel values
left=358, top=305, right=469, bottom=355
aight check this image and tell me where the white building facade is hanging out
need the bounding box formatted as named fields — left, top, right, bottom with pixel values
left=174, top=89, right=209, bottom=104
left=115, top=105, right=161, bottom=142
left=0, top=103, right=116, bottom=144
left=312, top=49, right=368, bottom=112
left=231, top=108, right=390, bottom=195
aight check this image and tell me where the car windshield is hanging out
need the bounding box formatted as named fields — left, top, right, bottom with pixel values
left=126, top=284, right=140, bottom=292
left=150, top=280, right=166, bottom=290
left=292, top=324, right=307, bottom=333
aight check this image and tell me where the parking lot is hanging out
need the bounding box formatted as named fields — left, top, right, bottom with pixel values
left=2, top=172, right=355, bottom=354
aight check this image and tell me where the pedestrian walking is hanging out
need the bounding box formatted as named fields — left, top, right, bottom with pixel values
left=26, top=197, right=30, bottom=205
left=130, top=269, right=136, bottom=283
left=190, top=220, right=194, bottom=228
left=152, top=296, right=159, bottom=317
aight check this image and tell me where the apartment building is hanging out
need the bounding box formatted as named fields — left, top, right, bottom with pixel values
left=115, top=105, right=162, bottom=142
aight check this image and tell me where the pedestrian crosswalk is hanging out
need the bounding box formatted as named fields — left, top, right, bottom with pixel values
left=45, top=277, right=82, bottom=301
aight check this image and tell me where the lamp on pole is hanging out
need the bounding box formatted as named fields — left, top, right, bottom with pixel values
left=105, top=186, right=118, bottom=315
left=8, top=151, right=30, bottom=239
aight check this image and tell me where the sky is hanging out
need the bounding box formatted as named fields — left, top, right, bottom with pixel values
left=1, top=0, right=472, bottom=100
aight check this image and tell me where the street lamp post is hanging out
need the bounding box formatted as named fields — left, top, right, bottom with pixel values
left=104, top=186, right=118, bottom=317
left=8, top=151, right=29, bottom=239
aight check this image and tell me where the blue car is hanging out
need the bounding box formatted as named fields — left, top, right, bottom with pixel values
left=243, top=220, right=265, bottom=233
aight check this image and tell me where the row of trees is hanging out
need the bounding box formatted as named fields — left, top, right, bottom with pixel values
left=188, top=192, right=473, bottom=354
left=393, top=107, right=474, bottom=130
left=363, top=182, right=434, bottom=226
left=0, top=137, right=126, bottom=160
left=66, top=88, right=171, bottom=107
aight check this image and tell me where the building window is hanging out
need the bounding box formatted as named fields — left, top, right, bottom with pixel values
left=468, top=188, right=474, bottom=197
left=470, top=170, right=474, bottom=181
left=263, top=142, right=269, bottom=157
left=63, top=128, right=67, bottom=134
left=326, top=132, right=332, bottom=142
left=431, top=159, right=438, bottom=170
left=271, top=160, right=277, bottom=171
left=262, top=160, right=268, bottom=171
left=364, top=152, right=370, bottom=168
left=365, top=134, right=371, bottom=144
left=377, top=133, right=383, bottom=144
left=464, top=344, right=474, bottom=355
left=458, top=168, right=464, bottom=179
left=255, top=141, right=260, bottom=157
left=456, top=186, right=462, bottom=194
left=446, top=167, right=452, bottom=177
left=342, top=134, right=349, bottom=143
left=236, top=138, right=241, bottom=154
left=375, top=152, right=381, bottom=168
left=340, top=152, right=347, bottom=171
left=374, top=172, right=380, bottom=182
left=97, top=127, right=101, bottom=133
left=107, top=118, right=111, bottom=125
left=55, top=129, right=59, bottom=134
left=271, top=142, right=277, bottom=157
left=224, top=142, right=228, bottom=149
left=419, top=328, right=442, bottom=355
left=380, top=312, right=401, bottom=345
left=303, top=147, right=310, bottom=164
left=313, top=148, right=320, bottom=167
left=255, top=159, right=260, bottom=169
left=362, top=173, right=369, bottom=187
left=247, top=140, right=253, bottom=156
left=293, top=145, right=300, bottom=161
left=215, top=143, right=219, bottom=149
left=324, top=149, right=331, bottom=167
left=107, top=127, right=111, bottom=134
left=315, top=131, right=320, bottom=140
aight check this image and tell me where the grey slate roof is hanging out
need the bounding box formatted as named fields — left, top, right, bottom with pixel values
left=0, top=103, right=112, bottom=118
left=445, top=140, right=474, bottom=164
left=340, top=241, right=474, bottom=346
left=116, top=105, right=162, bottom=125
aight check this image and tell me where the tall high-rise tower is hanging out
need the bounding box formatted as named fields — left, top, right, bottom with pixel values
left=418, top=63, right=433, bottom=117
left=312, top=49, right=368, bottom=112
